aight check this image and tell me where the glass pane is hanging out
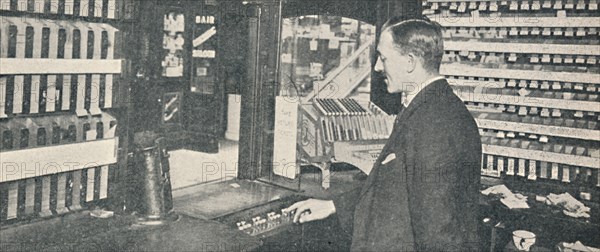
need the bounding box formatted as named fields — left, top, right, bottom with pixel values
left=279, top=15, right=375, bottom=102
left=273, top=15, right=380, bottom=190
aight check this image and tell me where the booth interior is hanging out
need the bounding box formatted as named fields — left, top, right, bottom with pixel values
left=0, top=0, right=598, bottom=251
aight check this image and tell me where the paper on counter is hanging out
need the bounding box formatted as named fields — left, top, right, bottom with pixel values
left=570, top=241, right=592, bottom=252
left=563, top=209, right=591, bottom=219
left=545, top=192, right=591, bottom=218
left=481, top=184, right=512, bottom=196
left=535, top=195, right=547, bottom=202
left=481, top=184, right=529, bottom=209
left=90, top=209, right=114, bottom=219
left=500, top=197, right=530, bottom=209
left=561, top=241, right=600, bottom=252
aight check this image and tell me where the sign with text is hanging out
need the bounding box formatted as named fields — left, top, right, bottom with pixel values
left=192, top=11, right=218, bottom=94
left=162, top=12, right=185, bottom=77
left=273, top=97, right=299, bottom=179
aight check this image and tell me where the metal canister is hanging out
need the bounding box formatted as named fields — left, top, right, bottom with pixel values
left=156, top=138, right=173, bottom=213
left=137, top=144, right=165, bottom=219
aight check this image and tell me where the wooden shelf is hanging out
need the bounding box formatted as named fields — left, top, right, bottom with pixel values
left=0, top=59, right=122, bottom=75
left=441, top=63, right=599, bottom=84
left=455, top=89, right=600, bottom=113
left=444, top=41, right=600, bottom=56
left=432, top=16, right=600, bottom=28
left=427, top=0, right=508, bottom=2
left=0, top=0, right=118, bottom=19
left=483, top=143, right=600, bottom=168
left=0, top=137, right=118, bottom=183
left=475, top=118, right=599, bottom=141
left=447, top=78, right=507, bottom=88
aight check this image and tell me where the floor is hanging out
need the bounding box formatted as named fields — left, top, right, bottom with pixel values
left=168, top=139, right=239, bottom=190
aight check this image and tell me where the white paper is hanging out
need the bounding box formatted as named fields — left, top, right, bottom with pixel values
left=86, top=129, right=98, bottom=140
left=482, top=184, right=529, bottom=209
left=272, top=97, right=299, bottom=179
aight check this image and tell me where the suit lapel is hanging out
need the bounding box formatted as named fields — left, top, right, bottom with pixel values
left=358, top=109, right=410, bottom=199
left=357, top=79, right=450, bottom=199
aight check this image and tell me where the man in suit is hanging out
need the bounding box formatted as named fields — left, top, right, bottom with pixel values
left=283, top=17, right=482, bottom=251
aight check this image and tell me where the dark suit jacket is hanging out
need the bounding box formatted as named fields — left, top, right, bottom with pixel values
left=333, top=79, right=482, bottom=252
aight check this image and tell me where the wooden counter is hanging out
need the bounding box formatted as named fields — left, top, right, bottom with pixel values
left=0, top=212, right=262, bottom=252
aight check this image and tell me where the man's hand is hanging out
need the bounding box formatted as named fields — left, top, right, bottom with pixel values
left=282, top=199, right=336, bottom=224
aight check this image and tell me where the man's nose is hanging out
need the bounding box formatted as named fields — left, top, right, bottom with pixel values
left=374, top=57, right=383, bottom=72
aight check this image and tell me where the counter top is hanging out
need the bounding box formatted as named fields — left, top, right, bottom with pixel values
left=0, top=212, right=262, bottom=252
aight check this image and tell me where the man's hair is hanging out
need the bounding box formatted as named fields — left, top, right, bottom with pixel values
left=382, top=16, right=444, bottom=74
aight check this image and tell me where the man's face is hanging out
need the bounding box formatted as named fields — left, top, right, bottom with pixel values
left=374, top=31, right=411, bottom=94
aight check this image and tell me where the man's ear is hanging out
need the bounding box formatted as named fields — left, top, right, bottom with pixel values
left=406, top=53, right=416, bottom=73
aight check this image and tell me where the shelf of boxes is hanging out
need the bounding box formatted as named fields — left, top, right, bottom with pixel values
left=0, top=12, right=123, bottom=224
left=425, top=1, right=600, bottom=202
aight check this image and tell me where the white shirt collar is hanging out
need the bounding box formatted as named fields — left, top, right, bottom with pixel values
left=402, top=76, right=446, bottom=107
left=422, top=75, right=446, bottom=87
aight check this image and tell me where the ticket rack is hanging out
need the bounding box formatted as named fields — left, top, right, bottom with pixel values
left=0, top=1, right=132, bottom=225
left=423, top=0, right=600, bottom=202
left=298, top=98, right=394, bottom=188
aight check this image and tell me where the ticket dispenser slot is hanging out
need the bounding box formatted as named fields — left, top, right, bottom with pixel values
left=37, top=128, right=47, bottom=146
left=82, top=123, right=91, bottom=140
left=96, top=122, right=104, bottom=139
left=19, top=128, right=29, bottom=148
left=51, top=124, right=61, bottom=144
left=66, top=124, right=76, bottom=142
left=2, top=129, right=13, bottom=150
